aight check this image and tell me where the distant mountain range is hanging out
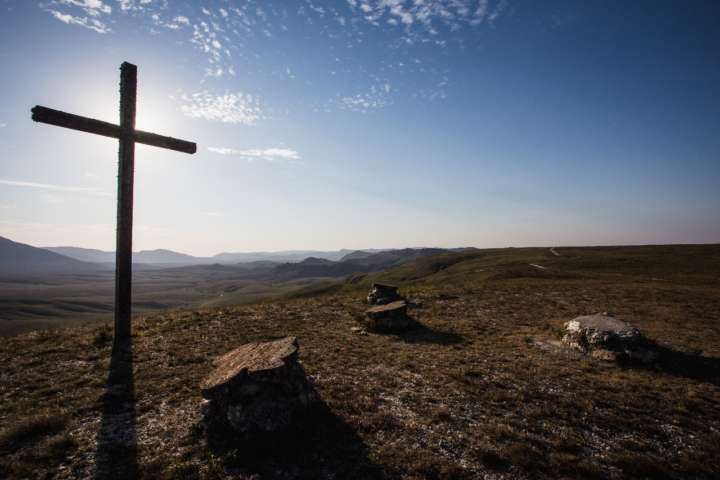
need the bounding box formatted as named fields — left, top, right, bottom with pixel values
left=210, top=249, right=386, bottom=264
left=42, top=245, right=388, bottom=266
left=0, top=235, right=475, bottom=278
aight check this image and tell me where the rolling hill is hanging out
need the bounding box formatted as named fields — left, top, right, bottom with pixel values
left=44, top=246, right=208, bottom=266
left=0, top=236, right=106, bottom=277
left=270, top=248, right=453, bottom=279
left=339, top=250, right=374, bottom=261
left=42, top=246, right=115, bottom=263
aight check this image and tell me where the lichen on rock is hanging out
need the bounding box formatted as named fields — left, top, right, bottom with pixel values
left=562, top=314, right=658, bottom=363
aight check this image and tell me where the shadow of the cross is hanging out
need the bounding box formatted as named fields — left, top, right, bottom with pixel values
left=94, top=334, right=138, bottom=480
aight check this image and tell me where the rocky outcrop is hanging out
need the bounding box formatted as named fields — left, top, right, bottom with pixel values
left=562, top=314, right=658, bottom=363
left=200, top=337, right=316, bottom=434
left=367, top=283, right=404, bottom=305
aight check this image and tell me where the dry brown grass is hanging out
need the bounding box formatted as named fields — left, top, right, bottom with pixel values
left=1, top=245, right=719, bottom=479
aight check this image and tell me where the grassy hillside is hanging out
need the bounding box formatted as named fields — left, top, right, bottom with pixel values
left=1, top=245, right=719, bottom=479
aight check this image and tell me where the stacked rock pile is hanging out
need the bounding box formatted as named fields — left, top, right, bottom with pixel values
left=364, top=283, right=414, bottom=332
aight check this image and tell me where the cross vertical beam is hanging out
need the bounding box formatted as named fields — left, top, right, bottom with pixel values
left=115, top=62, right=137, bottom=341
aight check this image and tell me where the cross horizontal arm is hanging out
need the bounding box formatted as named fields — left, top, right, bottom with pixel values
left=134, top=130, right=196, bottom=154
left=31, top=106, right=196, bottom=154
left=32, top=105, right=119, bottom=139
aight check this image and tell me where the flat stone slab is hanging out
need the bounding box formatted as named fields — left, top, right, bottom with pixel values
left=201, top=336, right=298, bottom=397
left=367, top=300, right=405, bottom=313
left=364, top=300, right=413, bottom=332
left=200, top=337, right=315, bottom=434
left=565, top=314, right=638, bottom=336
left=366, top=300, right=408, bottom=318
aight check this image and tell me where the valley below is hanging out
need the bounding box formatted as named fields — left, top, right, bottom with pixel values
left=0, top=266, right=318, bottom=336
left=0, top=237, right=459, bottom=336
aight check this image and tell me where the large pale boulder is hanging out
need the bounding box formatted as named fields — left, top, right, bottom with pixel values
left=562, top=314, right=658, bottom=363
left=200, top=336, right=316, bottom=434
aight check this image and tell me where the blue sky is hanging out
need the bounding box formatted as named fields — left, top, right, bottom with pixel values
left=0, top=0, right=718, bottom=255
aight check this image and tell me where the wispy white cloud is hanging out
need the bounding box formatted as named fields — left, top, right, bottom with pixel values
left=0, top=123, right=6, bottom=129
left=337, top=82, right=392, bottom=113
left=208, top=146, right=301, bottom=163
left=39, top=0, right=510, bottom=113
left=57, top=0, right=112, bottom=16
left=150, top=12, right=186, bottom=30
left=205, top=211, right=222, bottom=217
left=413, top=75, right=450, bottom=101
left=347, top=0, right=508, bottom=40
left=185, top=15, right=236, bottom=77
left=0, top=179, right=111, bottom=197
left=117, top=0, right=154, bottom=11
left=191, top=21, right=223, bottom=62
left=46, top=0, right=114, bottom=33
left=49, top=9, right=112, bottom=33
left=178, top=91, right=263, bottom=124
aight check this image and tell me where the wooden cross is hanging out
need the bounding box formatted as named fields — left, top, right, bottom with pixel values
left=31, top=62, right=196, bottom=341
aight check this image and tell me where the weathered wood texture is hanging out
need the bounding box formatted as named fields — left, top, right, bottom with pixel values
left=114, top=62, right=137, bottom=341
left=31, top=106, right=196, bottom=154
left=31, top=106, right=120, bottom=138
left=134, top=130, right=196, bottom=153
